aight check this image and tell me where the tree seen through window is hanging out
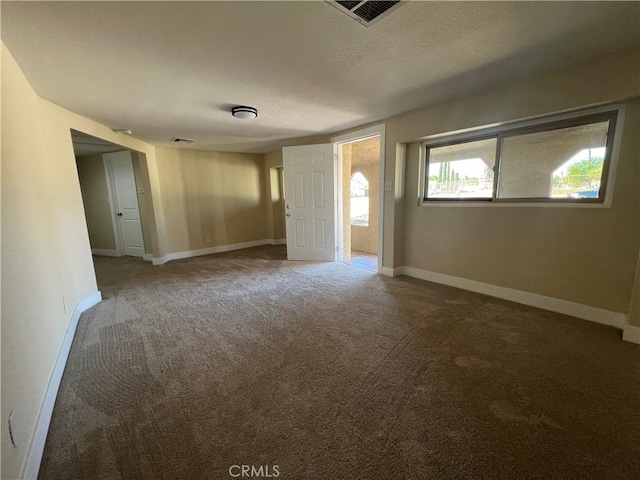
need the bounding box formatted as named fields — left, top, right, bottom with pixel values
left=350, top=172, right=369, bottom=226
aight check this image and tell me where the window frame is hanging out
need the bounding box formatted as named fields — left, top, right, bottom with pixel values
left=422, top=108, right=619, bottom=205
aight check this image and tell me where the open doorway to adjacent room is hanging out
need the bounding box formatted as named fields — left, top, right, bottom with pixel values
left=334, top=127, right=384, bottom=273
left=71, top=130, right=152, bottom=260
left=269, top=166, right=286, bottom=244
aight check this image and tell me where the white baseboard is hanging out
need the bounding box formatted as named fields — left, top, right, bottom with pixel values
left=622, top=324, right=640, bottom=344
left=398, top=266, right=626, bottom=330
left=92, top=250, right=154, bottom=262
left=270, top=238, right=286, bottom=245
left=91, top=248, right=119, bottom=257
left=24, top=290, right=102, bottom=480
left=152, top=239, right=274, bottom=265
left=381, top=266, right=397, bottom=277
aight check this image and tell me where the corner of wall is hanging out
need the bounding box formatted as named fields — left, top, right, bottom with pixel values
left=622, top=323, right=640, bottom=344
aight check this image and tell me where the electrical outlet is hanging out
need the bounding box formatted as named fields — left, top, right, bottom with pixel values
left=205, top=236, right=212, bottom=243
left=8, top=410, right=17, bottom=448
left=63, top=296, right=68, bottom=313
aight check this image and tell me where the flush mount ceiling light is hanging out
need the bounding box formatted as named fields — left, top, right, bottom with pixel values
left=171, top=137, right=195, bottom=144
left=112, top=128, right=133, bottom=135
left=231, top=106, right=258, bottom=120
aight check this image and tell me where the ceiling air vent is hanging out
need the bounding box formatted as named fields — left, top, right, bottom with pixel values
left=329, top=1, right=404, bottom=27
left=171, top=137, right=195, bottom=144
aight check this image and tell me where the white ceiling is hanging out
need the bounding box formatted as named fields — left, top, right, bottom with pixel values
left=2, top=1, right=639, bottom=154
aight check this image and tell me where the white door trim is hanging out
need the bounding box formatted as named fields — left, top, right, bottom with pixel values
left=103, top=155, right=125, bottom=256
left=332, top=124, right=386, bottom=274
left=334, top=144, right=344, bottom=263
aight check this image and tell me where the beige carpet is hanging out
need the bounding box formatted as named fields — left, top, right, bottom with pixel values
left=40, top=245, right=640, bottom=479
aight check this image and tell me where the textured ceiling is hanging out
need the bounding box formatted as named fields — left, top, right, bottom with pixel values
left=2, top=1, right=639, bottom=153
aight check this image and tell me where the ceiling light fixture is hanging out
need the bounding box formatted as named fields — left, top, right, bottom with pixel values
left=112, top=128, right=133, bottom=135
left=231, top=106, right=258, bottom=120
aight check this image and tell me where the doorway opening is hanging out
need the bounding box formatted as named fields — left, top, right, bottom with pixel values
left=280, top=124, right=384, bottom=268
left=269, top=166, right=286, bottom=244
left=71, top=130, right=151, bottom=260
left=336, top=134, right=381, bottom=272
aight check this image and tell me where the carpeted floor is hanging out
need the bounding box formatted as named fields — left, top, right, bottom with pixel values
left=40, top=245, right=640, bottom=479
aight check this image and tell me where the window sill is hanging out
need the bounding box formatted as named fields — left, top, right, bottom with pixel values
left=418, top=200, right=611, bottom=208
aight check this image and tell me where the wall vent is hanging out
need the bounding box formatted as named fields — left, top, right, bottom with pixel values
left=171, top=137, right=195, bottom=144
left=329, top=1, right=404, bottom=27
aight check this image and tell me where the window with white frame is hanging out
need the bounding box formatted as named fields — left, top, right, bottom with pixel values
left=423, top=110, right=618, bottom=203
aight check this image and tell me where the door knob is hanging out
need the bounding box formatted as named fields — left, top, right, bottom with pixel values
left=286, top=213, right=291, bottom=217
left=117, top=213, right=123, bottom=217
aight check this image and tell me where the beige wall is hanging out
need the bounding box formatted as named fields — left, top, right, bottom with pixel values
left=391, top=50, right=640, bottom=315
left=329, top=47, right=640, bottom=277
left=320, top=46, right=639, bottom=317
left=154, top=147, right=268, bottom=253
left=76, top=154, right=116, bottom=250
left=350, top=137, right=380, bottom=255
left=1, top=42, right=163, bottom=479
left=386, top=47, right=640, bottom=277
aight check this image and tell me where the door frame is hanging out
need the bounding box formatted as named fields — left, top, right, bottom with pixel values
left=331, top=123, right=386, bottom=274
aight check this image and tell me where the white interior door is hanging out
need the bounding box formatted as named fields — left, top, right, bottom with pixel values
left=105, top=151, right=145, bottom=258
left=283, top=144, right=335, bottom=261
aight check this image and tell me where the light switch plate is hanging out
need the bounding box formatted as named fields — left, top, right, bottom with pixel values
left=384, top=181, right=392, bottom=191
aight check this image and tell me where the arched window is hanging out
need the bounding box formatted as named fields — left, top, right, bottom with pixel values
left=350, top=172, right=369, bottom=226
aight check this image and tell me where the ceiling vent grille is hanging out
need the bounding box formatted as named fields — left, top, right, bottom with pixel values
left=171, top=137, right=195, bottom=144
left=329, top=1, right=404, bottom=27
